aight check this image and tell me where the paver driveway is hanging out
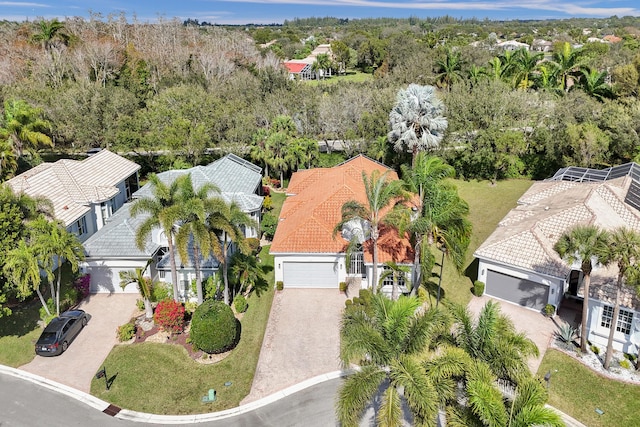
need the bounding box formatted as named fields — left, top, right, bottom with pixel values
left=467, top=295, right=556, bottom=373
left=20, top=293, right=138, bottom=393
left=242, top=289, right=347, bottom=404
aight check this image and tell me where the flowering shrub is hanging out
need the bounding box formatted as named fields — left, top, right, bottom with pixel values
left=73, top=274, right=91, bottom=300
left=261, top=185, right=271, bottom=196
left=153, top=299, right=185, bottom=333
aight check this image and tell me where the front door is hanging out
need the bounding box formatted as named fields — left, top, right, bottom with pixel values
left=568, top=270, right=581, bottom=296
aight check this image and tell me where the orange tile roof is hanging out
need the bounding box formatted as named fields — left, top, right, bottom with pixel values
left=270, top=155, right=413, bottom=263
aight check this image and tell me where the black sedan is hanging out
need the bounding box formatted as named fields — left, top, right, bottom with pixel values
left=35, top=310, right=90, bottom=356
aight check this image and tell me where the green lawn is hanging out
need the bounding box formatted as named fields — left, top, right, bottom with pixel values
left=439, top=178, right=533, bottom=306
left=306, top=70, right=373, bottom=86
left=538, top=349, right=640, bottom=427
left=0, top=263, right=79, bottom=367
left=0, top=300, right=41, bottom=367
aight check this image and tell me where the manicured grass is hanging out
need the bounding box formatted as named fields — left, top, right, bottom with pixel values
left=0, top=300, right=41, bottom=367
left=0, top=263, right=79, bottom=367
left=438, top=179, right=533, bottom=306
left=91, top=246, right=275, bottom=414
left=306, top=70, right=373, bottom=86
left=538, top=349, right=640, bottom=427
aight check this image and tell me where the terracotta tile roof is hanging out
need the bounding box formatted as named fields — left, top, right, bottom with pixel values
left=5, top=149, right=139, bottom=226
left=270, top=155, right=413, bottom=263
left=475, top=175, right=640, bottom=307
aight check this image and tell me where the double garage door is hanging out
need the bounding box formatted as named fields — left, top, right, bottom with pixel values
left=282, top=262, right=339, bottom=288
left=486, top=270, right=549, bottom=311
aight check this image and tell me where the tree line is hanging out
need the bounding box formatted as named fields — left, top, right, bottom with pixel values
left=1, top=15, right=640, bottom=184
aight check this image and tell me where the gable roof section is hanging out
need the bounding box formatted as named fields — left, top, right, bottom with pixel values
left=5, top=150, right=140, bottom=226
left=475, top=172, right=640, bottom=284
left=134, top=154, right=263, bottom=211
left=271, top=155, right=413, bottom=263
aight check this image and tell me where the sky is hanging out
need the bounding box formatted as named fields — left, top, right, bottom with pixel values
left=0, top=0, right=639, bottom=25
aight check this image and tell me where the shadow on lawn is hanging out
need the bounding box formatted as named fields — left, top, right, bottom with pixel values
left=0, top=298, right=41, bottom=336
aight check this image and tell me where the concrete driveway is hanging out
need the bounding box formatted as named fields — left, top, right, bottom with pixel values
left=242, top=289, right=346, bottom=404
left=467, top=295, right=556, bottom=374
left=20, top=293, right=138, bottom=393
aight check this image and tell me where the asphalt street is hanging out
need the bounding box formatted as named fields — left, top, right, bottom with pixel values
left=0, top=372, right=340, bottom=427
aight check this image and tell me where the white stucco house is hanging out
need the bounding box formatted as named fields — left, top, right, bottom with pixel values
left=82, top=154, right=264, bottom=297
left=5, top=149, right=140, bottom=242
left=270, top=155, right=414, bottom=293
left=475, top=163, right=640, bottom=353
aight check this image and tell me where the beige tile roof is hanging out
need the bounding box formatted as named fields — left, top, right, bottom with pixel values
left=476, top=176, right=640, bottom=295
left=5, top=150, right=139, bottom=226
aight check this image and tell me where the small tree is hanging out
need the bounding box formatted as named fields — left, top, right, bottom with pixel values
left=120, top=260, right=155, bottom=320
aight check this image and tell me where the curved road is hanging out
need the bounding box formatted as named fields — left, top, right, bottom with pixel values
left=0, top=371, right=340, bottom=427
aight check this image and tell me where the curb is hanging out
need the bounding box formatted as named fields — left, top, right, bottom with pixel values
left=1, top=365, right=347, bottom=424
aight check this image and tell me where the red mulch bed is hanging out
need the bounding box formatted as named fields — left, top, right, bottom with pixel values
left=134, top=325, right=204, bottom=360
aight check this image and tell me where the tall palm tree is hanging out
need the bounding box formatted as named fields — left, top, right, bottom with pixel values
left=119, top=259, right=155, bottom=320
left=552, top=42, right=584, bottom=92
left=337, top=294, right=449, bottom=426
left=0, top=99, right=53, bottom=158
left=334, top=170, right=406, bottom=295
left=601, top=228, right=640, bottom=370
left=395, top=154, right=469, bottom=296
left=131, top=174, right=186, bottom=302
left=31, top=19, right=68, bottom=51
left=174, top=175, right=221, bottom=304
left=230, top=251, right=266, bottom=297
left=207, top=201, right=256, bottom=305
left=32, top=218, right=84, bottom=316
left=554, top=224, right=610, bottom=353
left=450, top=301, right=539, bottom=384
left=3, top=240, right=50, bottom=316
left=388, top=84, right=448, bottom=167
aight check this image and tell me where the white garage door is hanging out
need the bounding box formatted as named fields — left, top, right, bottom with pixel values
left=89, top=267, right=138, bottom=294
left=486, top=270, right=549, bottom=311
left=283, top=262, right=338, bottom=288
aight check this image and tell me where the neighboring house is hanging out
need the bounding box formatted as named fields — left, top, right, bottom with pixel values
left=475, top=163, right=640, bottom=352
left=283, top=60, right=314, bottom=80
left=270, top=155, right=413, bottom=291
left=82, top=154, right=264, bottom=297
left=496, top=40, right=530, bottom=51
left=5, top=149, right=140, bottom=242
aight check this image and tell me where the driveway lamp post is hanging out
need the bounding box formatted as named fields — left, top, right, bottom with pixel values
left=436, top=246, right=445, bottom=307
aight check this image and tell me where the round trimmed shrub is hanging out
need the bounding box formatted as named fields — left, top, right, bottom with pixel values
left=473, top=280, right=485, bottom=297
left=233, top=295, right=248, bottom=313
left=190, top=300, right=238, bottom=354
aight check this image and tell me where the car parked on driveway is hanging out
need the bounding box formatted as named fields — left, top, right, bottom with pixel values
left=35, top=310, right=90, bottom=357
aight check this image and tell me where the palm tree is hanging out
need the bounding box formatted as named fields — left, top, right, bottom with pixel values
left=435, top=49, right=464, bottom=90
left=31, top=19, right=68, bottom=51
left=601, top=228, right=640, bottom=370
left=131, top=174, right=186, bottom=302
left=334, top=170, right=406, bottom=295
left=532, top=62, right=562, bottom=94
left=337, top=294, right=449, bottom=426
left=174, top=175, right=221, bottom=304
left=467, top=64, right=486, bottom=87
left=388, top=84, right=448, bottom=167
left=554, top=224, right=610, bottom=353
left=0, top=138, right=17, bottom=180
left=120, top=260, right=155, bottom=320
left=265, top=115, right=297, bottom=184
left=574, top=67, right=613, bottom=101
left=513, top=49, right=543, bottom=89
left=450, top=301, right=539, bottom=384
left=207, top=201, right=256, bottom=305
left=230, top=251, right=266, bottom=297
left=0, top=99, right=53, bottom=158
left=3, top=240, right=50, bottom=316
left=32, top=218, right=84, bottom=316
left=395, top=154, right=471, bottom=296
left=552, top=42, right=584, bottom=91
